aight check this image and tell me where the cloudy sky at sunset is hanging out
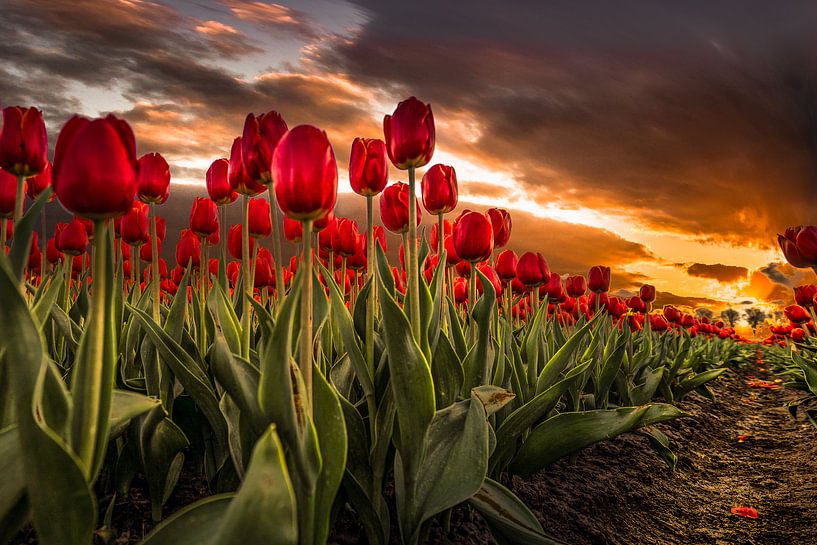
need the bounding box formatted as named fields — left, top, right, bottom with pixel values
left=3, top=0, right=817, bottom=322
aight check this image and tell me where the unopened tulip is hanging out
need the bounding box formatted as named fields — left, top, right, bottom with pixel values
left=453, top=211, right=494, bottom=263
left=207, top=158, right=237, bottom=205
left=380, top=182, right=419, bottom=234
left=228, top=137, right=266, bottom=196
left=176, top=229, right=201, bottom=268
left=639, top=284, right=656, bottom=303
left=421, top=164, right=458, bottom=215
left=120, top=202, right=150, bottom=246
left=663, top=305, right=682, bottom=323
left=544, top=272, right=564, bottom=300
left=283, top=216, right=303, bottom=242
left=785, top=304, right=811, bottom=324
left=495, top=250, right=518, bottom=281
left=792, top=328, right=807, bottom=342
left=444, top=235, right=460, bottom=266
left=272, top=125, right=338, bottom=222
left=588, top=266, right=611, bottom=293
left=349, top=137, right=388, bottom=196
left=228, top=224, right=254, bottom=260
left=137, top=152, right=171, bottom=204
left=53, top=114, right=138, bottom=218
left=516, top=252, right=550, bottom=287
left=794, top=284, right=817, bottom=307
left=565, top=275, right=587, bottom=297
left=57, top=219, right=88, bottom=256
left=190, top=198, right=219, bottom=238
left=248, top=197, right=272, bottom=238
left=333, top=218, right=359, bottom=257
left=27, top=162, right=52, bottom=200
left=383, top=97, right=435, bottom=169
left=0, top=169, right=21, bottom=218
left=0, top=106, right=47, bottom=177
left=46, top=237, right=63, bottom=264
left=627, top=296, right=647, bottom=313
left=241, top=111, right=288, bottom=186
left=487, top=208, right=512, bottom=248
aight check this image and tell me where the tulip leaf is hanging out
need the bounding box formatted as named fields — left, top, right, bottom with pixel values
left=140, top=494, right=234, bottom=545
left=108, top=389, right=162, bottom=439
left=462, top=269, right=496, bottom=394
left=0, top=425, right=28, bottom=543
left=535, top=315, right=597, bottom=394
left=431, top=333, right=463, bottom=409
left=510, top=404, right=687, bottom=476
left=138, top=406, right=189, bottom=521
left=8, top=188, right=51, bottom=282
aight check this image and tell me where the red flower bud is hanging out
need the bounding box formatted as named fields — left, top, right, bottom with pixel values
left=120, top=201, right=150, bottom=246
left=794, top=284, right=817, bottom=307
left=421, top=164, right=458, bottom=215
left=0, top=106, right=48, bottom=177
left=229, top=136, right=266, bottom=196
left=476, top=263, right=502, bottom=297
left=565, top=275, right=587, bottom=298
left=57, top=219, right=88, bottom=256
left=241, top=111, right=288, bottom=186
left=27, top=162, right=52, bottom=200
left=207, top=158, right=237, bottom=205
left=380, top=182, right=420, bottom=234
left=588, top=266, right=611, bottom=293
left=430, top=219, right=452, bottom=254
left=487, top=208, right=512, bottom=248
left=248, top=197, right=272, bottom=238
left=663, top=305, right=682, bottom=323
left=272, top=125, right=338, bottom=222
left=516, top=252, right=550, bottom=287
left=227, top=224, right=254, bottom=260
left=453, top=211, right=494, bottom=263
left=383, top=97, right=435, bottom=170
left=349, top=137, right=388, bottom=196
left=0, top=169, right=22, bottom=218
left=639, top=284, right=656, bottom=303
left=333, top=218, right=360, bottom=257
left=176, top=229, right=201, bottom=269
left=190, top=197, right=219, bottom=238
left=53, top=114, right=138, bottom=219
left=47, top=237, right=63, bottom=264
left=137, top=152, right=171, bottom=204
left=283, top=216, right=303, bottom=243
left=785, top=304, right=811, bottom=324
left=792, top=327, right=807, bottom=342
left=544, top=272, right=564, bottom=300
left=495, top=250, right=518, bottom=281
left=444, top=235, right=460, bottom=266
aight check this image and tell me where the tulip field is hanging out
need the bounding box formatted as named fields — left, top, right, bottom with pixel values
left=0, top=98, right=814, bottom=545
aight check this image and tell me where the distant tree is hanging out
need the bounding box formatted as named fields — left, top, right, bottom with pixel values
left=721, top=308, right=740, bottom=327
left=743, top=308, right=767, bottom=334
left=695, top=308, right=714, bottom=321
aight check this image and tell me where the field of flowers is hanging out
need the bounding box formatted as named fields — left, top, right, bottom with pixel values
left=0, top=100, right=767, bottom=545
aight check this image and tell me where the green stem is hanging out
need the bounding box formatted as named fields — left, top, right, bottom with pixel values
left=365, top=196, right=377, bottom=443
left=301, top=219, right=314, bottom=414
left=40, top=208, right=47, bottom=282
left=133, top=245, right=141, bottom=297
left=407, top=166, right=420, bottom=340
left=240, top=195, right=251, bottom=359
left=149, top=203, right=161, bottom=323
left=468, top=268, right=477, bottom=344
left=13, top=175, right=24, bottom=226
left=268, top=185, right=285, bottom=307
left=199, top=237, right=208, bottom=358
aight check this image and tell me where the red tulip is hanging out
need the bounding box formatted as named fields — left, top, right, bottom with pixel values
left=228, top=224, right=254, bottom=260
left=241, top=111, right=288, bottom=186
left=380, top=182, right=420, bottom=234
left=495, top=250, right=518, bottom=281
left=778, top=226, right=817, bottom=268
left=27, top=162, right=52, bottom=200
left=228, top=136, right=266, bottom=196
left=453, top=211, right=494, bottom=263
left=0, top=169, right=22, bottom=218
left=0, top=106, right=48, bottom=177
left=349, top=137, right=388, bottom=196
left=254, top=255, right=274, bottom=288
left=455, top=260, right=471, bottom=279
left=333, top=218, right=359, bottom=257
left=373, top=225, right=387, bottom=252
left=57, top=219, right=88, bottom=256
left=272, top=125, right=338, bottom=222
left=476, top=263, right=503, bottom=297
left=207, top=158, right=237, bottom=205
left=46, top=237, right=63, bottom=264
left=248, top=197, right=272, bottom=238
left=392, top=266, right=406, bottom=294
left=444, top=235, right=460, bottom=266
left=795, top=284, right=817, bottom=307
left=785, top=304, right=811, bottom=324
left=430, top=219, right=452, bottom=254
left=176, top=229, right=201, bottom=268
left=140, top=239, right=161, bottom=262
left=421, top=164, right=458, bottom=215
left=516, top=252, right=550, bottom=287
left=137, top=152, right=171, bottom=204
left=454, top=277, right=468, bottom=304
left=190, top=197, right=219, bottom=238
left=283, top=216, right=303, bottom=242
left=318, top=215, right=338, bottom=252
left=639, top=284, right=656, bottom=303
left=565, top=275, right=587, bottom=298
left=383, top=97, right=435, bottom=169
left=588, top=266, right=611, bottom=293
left=792, top=328, right=807, bottom=342
left=53, top=114, right=138, bottom=218
left=650, top=314, right=669, bottom=331
left=663, top=305, right=682, bottom=323
left=627, top=296, right=647, bottom=313
left=347, top=235, right=367, bottom=270
left=120, top=201, right=150, bottom=246
left=795, top=226, right=817, bottom=263
left=543, top=272, right=564, bottom=300
left=227, top=261, right=240, bottom=287
left=487, top=208, right=512, bottom=248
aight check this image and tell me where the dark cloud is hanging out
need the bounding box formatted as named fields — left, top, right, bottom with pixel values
left=315, top=0, right=817, bottom=246
left=653, top=291, right=721, bottom=310
left=685, top=263, right=748, bottom=283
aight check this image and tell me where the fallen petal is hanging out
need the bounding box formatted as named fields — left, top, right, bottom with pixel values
left=731, top=506, right=759, bottom=519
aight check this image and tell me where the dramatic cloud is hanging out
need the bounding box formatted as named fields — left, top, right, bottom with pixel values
left=685, top=263, right=749, bottom=283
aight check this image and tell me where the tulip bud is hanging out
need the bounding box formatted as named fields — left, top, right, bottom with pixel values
left=53, top=114, right=138, bottom=219
left=349, top=137, right=388, bottom=196
left=453, top=211, right=494, bottom=263
left=120, top=201, right=150, bottom=246
left=57, top=219, right=89, bottom=256
left=495, top=250, right=518, bottom=281
left=207, top=158, right=237, bottom=205
left=283, top=216, right=303, bottom=243
left=0, top=106, right=48, bottom=177
left=176, top=229, right=201, bottom=269
left=430, top=219, right=452, bottom=254
left=785, top=304, right=811, bottom=324
left=333, top=218, right=360, bottom=257
left=565, top=275, right=587, bottom=298
left=137, top=152, right=171, bottom=204
left=421, top=164, right=458, bottom=215
left=588, top=266, right=611, bottom=293
left=228, top=136, right=266, bottom=196
left=0, top=169, right=22, bottom=218
left=241, top=111, right=288, bottom=186
left=794, top=285, right=817, bottom=307
left=248, top=197, right=272, bottom=238
left=516, top=252, right=550, bottom=287
left=383, top=97, right=435, bottom=169
left=663, top=305, right=682, bottom=323
left=27, top=162, right=53, bottom=200
left=380, top=182, right=420, bottom=234
left=228, top=224, right=254, bottom=260
left=190, top=197, right=219, bottom=238
left=544, top=272, right=564, bottom=300
left=639, top=284, right=656, bottom=303
left=487, top=208, right=512, bottom=248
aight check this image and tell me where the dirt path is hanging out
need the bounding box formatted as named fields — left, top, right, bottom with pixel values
left=498, top=362, right=817, bottom=545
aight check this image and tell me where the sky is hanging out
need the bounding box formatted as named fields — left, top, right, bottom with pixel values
left=3, top=0, right=817, bottom=325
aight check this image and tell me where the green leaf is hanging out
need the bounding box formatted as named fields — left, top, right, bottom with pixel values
left=510, top=404, right=687, bottom=476
left=109, top=390, right=162, bottom=439
left=138, top=406, right=189, bottom=521
left=431, top=334, right=463, bottom=409
left=535, top=316, right=597, bottom=394
left=0, top=426, right=27, bottom=543
left=462, top=270, right=496, bottom=393
left=8, top=188, right=51, bottom=282
left=469, top=478, right=563, bottom=545
left=140, top=494, right=233, bottom=545
left=209, top=282, right=242, bottom=356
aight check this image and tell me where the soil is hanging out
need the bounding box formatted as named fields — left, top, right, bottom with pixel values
left=12, top=359, right=817, bottom=545
left=331, top=360, right=817, bottom=545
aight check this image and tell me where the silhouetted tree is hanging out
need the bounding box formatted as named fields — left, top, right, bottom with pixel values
left=743, top=308, right=767, bottom=334
left=721, top=308, right=740, bottom=327
left=695, top=308, right=714, bottom=321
